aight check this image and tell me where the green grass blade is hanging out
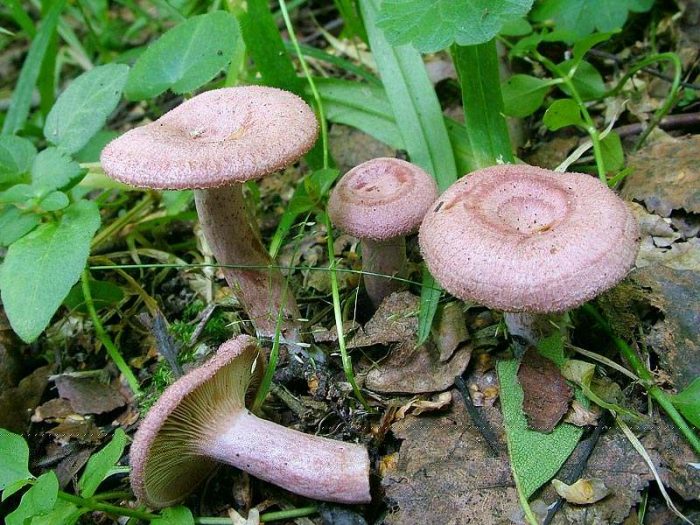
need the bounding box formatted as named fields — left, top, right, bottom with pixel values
left=452, top=41, right=514, bottom=170
left=359, top=0, right=458, bottom=190
left=2, top=0, right=67, bottom=135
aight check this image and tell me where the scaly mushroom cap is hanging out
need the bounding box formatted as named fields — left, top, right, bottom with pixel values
left=101, top=87, right=318, bottom=190
left=130, top=335, right=263, bottom=508
left=419, top=164, right=640, bottom=313
left=327, top=158, right=438, bottom=241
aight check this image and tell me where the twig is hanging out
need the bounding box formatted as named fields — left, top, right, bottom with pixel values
left=614, top=111, right=700, bottom=138
left=454, top=375, right=502, bottom=457
left=542, top=412, right=611, bottom=525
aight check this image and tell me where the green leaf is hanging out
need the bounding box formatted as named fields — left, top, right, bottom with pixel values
left=2, top=478, right=31, bottom=501
left=79, top=428, right=126, bottom=497
left=452, top=41, right=514, bottom=169
left=571, top=32, right=616, bottom=65
left=599, top=131, right=624, bottom=172
left=0, top=136, right=36, bottom=186
left=0, top=184, right=36, bottom=205
left=0, top=429, right=32, bottom=491
left=1, top=0, right=67, bottom=135
left=26, top=499, right=83, bottom=525
left=498, top=358, right=583, bottom=498
left=73, top=130, right=120, bottom=163
left=377, top=0, right=535, bottom=53
left=0, top=199, right=101, bottom=342
left=30, top=148, right=83, bottom=194
left=0, top=207, right=41, bottom=246
left=64, top=279, right=125, bottom=313
left=543, top=98, right=584, bottom=130
left=501, top=74, right=552, bottom=117
left=531, top=0, right=653, bottom=40
left=672, top=377, right=700, bottom=428
left=536, top=332, right=567, bottom=366
left=5, top=472, right=58, bottom=525
left=38, top=191, right=70, bottom=212
left=360, top=0, right=458, bottom=191
left=417, top=268, right=441, bottom=346
left=152, top=506, right=195, bottom=525
left=44, top=64, right=130, bottom=155
left=560, top=60, right=606, bottom=100
left=125, top=11, right=241, bottom=100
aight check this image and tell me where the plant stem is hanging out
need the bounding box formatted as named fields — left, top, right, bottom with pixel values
left=322, top=212, right=371, bottom=410
left=56, top=491, right=157, bottom=521
left=277, top=0, right=329, bottom=169
left=194, top=506, right=318, bottom=524
left=603, top=52, right=682, bottom=150
left=582, top=304, right=700, bottom=455
left=91, top=194, right=153, bottom=250
left=534, top=51, right=607, bottom=183
left=81, top=269, right=141, bottom=394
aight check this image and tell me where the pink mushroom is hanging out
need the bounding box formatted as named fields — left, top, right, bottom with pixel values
left=101, top=87, right=318, bottom=346
left=328, top=158, right=438, bottom=307
left=130, top=335, right=371, bottom=508
left=419, top=164, right=640, bottom=344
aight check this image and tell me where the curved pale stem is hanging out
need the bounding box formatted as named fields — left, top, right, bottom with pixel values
left=195, top=186, right=302, bottom=344
left=361, top=237, right=407, bottom=308
left=503, top=312, right=564, bottom=347
left=202, top=409, right=371, bottom=503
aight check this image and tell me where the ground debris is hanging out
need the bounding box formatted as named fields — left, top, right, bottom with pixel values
left=0, top=364, right=53, bottom=432
left=348, top=291, right=420, bottom=348
left=518, top=348, right=573, bottom=433
left=382, top=393, right=519, bottom=525
left=622, top=135, right=700, bottom=217
left=54, top=373, right=127, bottom=415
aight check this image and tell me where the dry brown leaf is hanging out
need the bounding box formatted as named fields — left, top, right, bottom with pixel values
left=383, top=395, right=519, bottom=525
left=622, top=135, right=700, bottom=217
left=54, top=374, right=127, bottom=415
left=365, top=341, right=471, bottom=394
left=394, top=391, right=453, bottom=420
left=0, top=364, right=52, bottom=432
left=348, top=291, right=419, bottom=348
left=518, top=348, right=572, bottom=432
left=434, top=301, right=469, bottom=362
left=563, top=400, right=600, bottom=427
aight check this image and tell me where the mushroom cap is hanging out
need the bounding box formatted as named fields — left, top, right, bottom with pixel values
left=130, top=335, right=263, bottom=509
left=419, top=164, right=640, bottom=313
left=101, top=87, right=318, bottom=190
left=327, top=158, right=438, bottom=241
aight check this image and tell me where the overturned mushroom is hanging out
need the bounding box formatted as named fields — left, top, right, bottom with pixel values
left=101, top=87, right=318, bottom=345
left=419, top=164, right=639, bottom=344
left=328, top=158, right=438, bottom=307
left=130, top=335, right=371, bottom=508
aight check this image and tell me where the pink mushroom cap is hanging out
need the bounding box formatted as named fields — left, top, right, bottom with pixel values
left=101, top=86, right=318, bottom=190
left=419, top=164, right=640, bottom=313
left=327, top=158, right=438, bottom=241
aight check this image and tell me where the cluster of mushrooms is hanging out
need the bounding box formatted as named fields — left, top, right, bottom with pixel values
left=101, top=86, right=639, bottom=508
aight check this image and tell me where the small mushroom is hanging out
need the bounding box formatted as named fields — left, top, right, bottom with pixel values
left=101, top=87, right=318, bottom=345
left=328, top=158, right=438, bottom=307
left=130, top=335, right=371, bottom=508
left=419, top=164, right=639, bottom=344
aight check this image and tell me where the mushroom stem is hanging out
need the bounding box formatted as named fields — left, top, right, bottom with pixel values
left=194, top=186, right=302, bottom=344
left=503, top=312, right=566, bottom=347
left=202, top=409, right=371, bottom=504
left=360, top=237, right=407, bottom=307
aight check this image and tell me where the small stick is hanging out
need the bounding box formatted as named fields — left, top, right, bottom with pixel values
left=454, top=375, right=502, bottom=457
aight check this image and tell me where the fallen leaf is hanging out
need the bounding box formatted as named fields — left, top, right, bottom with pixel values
left=365, top=341, right=471, bottom=394
left=383, top=394, right=520, bottom=525
left=552, top=477, right=610, bottom=505
left=633, top=266, right=700, bottom=390
left=54, top=374, right=127, bottom=415
left=32, top=398, right=74, bottom=422
left=348, top=291, right=419, bottom=348
left=48, top=415, right=105, bottom=445
left=518, top=348, right=572, bottom=433
left=622, top=135, right=700, bottom=217
left=434, top=301, right=468, bottom=362
left=563, top=399, right=600, bottom=427
left=557, top=430, right=656, bottom=524
left=395, top=391, right=452, bottom=420
left=0, top=365, right=52, bottom=433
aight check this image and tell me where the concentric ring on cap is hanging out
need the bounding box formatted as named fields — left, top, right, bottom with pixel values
left=101, top=87, right=318, bottom=190
left=419, top=164, right=640, bottom=313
